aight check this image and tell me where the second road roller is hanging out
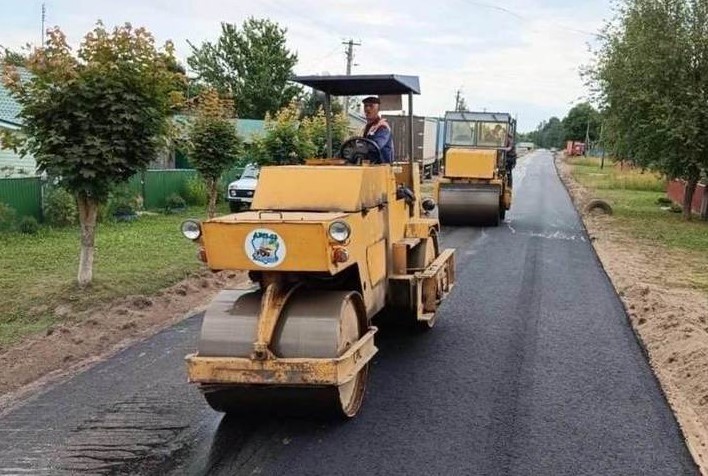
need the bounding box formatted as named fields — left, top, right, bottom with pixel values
left=436, top=111, right=517, bottom=226
left=181, top=74, right=456, bottom=418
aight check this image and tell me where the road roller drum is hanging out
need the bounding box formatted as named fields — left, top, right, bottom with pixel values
left=438, top=183, right=501, bottom=227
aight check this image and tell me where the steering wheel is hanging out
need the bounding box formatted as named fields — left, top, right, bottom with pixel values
left=338, top=137, right=383, bottom=165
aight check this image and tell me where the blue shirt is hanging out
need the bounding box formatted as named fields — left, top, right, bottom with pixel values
left=364, top=119, right=394, bottom=163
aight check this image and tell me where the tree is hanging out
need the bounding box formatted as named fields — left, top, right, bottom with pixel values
left=525, top=117, right=565, bottom=149
left=563, top=102, right=601, bottom=143
left=187, top=88, right=242, bottom=218
left=1, top=23, right=183, bottom=285
left=300, top=107, right=350, bottom=158
left=251, top=102, right=313, bottom=165
left=187, top=18, right=300, bottom=119
left=589, top=0, right=708, bottom=220
left=0, top=46, right=26, bottom=67
left=299, top=89, right=343, bottom=119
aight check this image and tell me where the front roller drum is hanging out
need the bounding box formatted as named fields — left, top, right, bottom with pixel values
left=195, top=289, right=370, bottom=418
left=438, top=183, right=501, bottom=227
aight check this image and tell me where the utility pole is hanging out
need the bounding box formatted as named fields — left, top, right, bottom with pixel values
left=41, top=3, right=46, bottom=47
left=599, top=122, right=605, bottom=169
left=584, top=120, right=590, bottom=157
left=342, top=39, right=361, bottom=112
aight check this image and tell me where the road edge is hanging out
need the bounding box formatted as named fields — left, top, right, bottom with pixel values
left=0, top=271, right=249, bottom=417
left=552, top=151, right=706, bottom=475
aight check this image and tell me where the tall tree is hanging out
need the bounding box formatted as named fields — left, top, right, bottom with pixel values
left=187, top=88, right=242, bottom=218
left=1, top=23, right=183, bottom=285
left=187, top=18, right=299, bottom=119
left=527, top=117, right=565, bottom=149
left=0, top=46, right=26, bottom=67
left=589, top=0, right=708, bottom=220
left=251, top=102, right=315, bottom=165
left=300, top=107, right=350, bottom=158
left=299, top=89, right=343, bottom=119
left=563, top=102, right=601, bottom=142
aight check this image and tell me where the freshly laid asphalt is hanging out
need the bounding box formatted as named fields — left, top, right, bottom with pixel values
left=0, top=150, right=698, bottom=475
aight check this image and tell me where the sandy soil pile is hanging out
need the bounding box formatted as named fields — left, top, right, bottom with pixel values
left=556, top=154, right=708, bottom=473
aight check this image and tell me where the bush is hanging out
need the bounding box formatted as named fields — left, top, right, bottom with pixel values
left=0, top=203, right=17, bottom=232
left=18, top=216, right=39, bottom=235
left=104, top=185, right=141, bottom=222
left=656, top=196, right=673, bottom=205
left=184, top=175, right=208, bottom=206
left=164, top=193, right=187, bottom=213
left=43, top=186, right=78, bottom=227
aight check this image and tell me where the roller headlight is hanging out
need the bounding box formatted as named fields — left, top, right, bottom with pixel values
left=181, top=219, right=202, bottom=240
left=328, top=221, right=351, bottom=243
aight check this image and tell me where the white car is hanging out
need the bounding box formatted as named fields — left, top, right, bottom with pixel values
left=227, top=164, right=259, bottom=212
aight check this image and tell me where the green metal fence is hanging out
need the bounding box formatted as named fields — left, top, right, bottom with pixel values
left=0, top=177, right=43, bottom=221
left=0, top=168, right=246, bottom=223
left=128, top=169, right=200, bottom=209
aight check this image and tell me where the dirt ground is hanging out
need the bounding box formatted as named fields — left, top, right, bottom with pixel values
left=0, top=269, right=247, bottom=413
left=556, top=153, right=708, bottom=474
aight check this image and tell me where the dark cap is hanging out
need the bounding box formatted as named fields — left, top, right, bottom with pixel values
left=362, top=96, right=380, bottom=105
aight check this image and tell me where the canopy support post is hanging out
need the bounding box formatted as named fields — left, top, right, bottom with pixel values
left=325, top=93, right=333, bottom=158
left=408, top=93, right=415, bottom=186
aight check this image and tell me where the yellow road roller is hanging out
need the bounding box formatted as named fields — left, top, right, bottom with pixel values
left=181, top=75, right=456, bottom=418
left=436, top=111, right=516, bottom=226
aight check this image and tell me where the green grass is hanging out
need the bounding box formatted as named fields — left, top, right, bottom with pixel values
left=0, top=205, right=224, bottom=347
left=568, top=156, right=666, bottom=192
left=567, top=157, right=708, bottom=290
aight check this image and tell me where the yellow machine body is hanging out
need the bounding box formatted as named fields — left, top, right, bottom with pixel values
left=443, top=149, right=497, bottom=180
left=184, top=160, right=456, bottom=418
left=436, top=111, right=516, bottom=226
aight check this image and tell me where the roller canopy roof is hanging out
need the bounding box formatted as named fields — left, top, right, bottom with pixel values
left=292, top=74, right=421, bottom=96
left=445, top=111, right=513, bottom=122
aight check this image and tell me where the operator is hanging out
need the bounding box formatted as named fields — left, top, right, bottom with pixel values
left=505, top=134, right=518, bottom=188
left=361, top=96, right=394, bottom=163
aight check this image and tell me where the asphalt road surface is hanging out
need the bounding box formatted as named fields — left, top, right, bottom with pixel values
left=0, top=150, right=698, bottom=475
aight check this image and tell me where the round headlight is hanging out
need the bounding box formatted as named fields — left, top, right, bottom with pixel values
left=181, top=220, right=201, bottom=240
left=328, top=221, right=351, bottom=242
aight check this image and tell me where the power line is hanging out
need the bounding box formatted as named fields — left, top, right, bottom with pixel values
left=454, top=0, right=606, bottom=39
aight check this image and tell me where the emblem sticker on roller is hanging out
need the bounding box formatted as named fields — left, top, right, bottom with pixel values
left=245, top=228, right=287, bottom=268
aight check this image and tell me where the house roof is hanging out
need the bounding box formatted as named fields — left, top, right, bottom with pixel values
left=173, top=114, right=265, bottom=143
left=234, top=118, right=265, bottom=141
left=0, top=67, right=31, bottom=127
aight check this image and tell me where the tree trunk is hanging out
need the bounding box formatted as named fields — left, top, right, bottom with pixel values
left=682, top=176, right=698, bottom=221
left=76, top=193, right=99, bottom=287
left=207, top=178, right=218, bottom=219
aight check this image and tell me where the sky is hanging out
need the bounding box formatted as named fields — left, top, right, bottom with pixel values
left=0, top=0, right=613, bottom=132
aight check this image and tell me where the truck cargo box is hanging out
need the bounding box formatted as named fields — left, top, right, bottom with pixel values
left=384, top=114, right=440, bottom=177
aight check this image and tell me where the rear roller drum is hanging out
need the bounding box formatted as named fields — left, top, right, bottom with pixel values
left=198, top=289, right=370, bottom=419
left=438, top=183, right=501, bottom=227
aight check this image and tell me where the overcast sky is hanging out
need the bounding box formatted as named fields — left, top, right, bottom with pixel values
left=1, top=0, right=612, bottom=131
